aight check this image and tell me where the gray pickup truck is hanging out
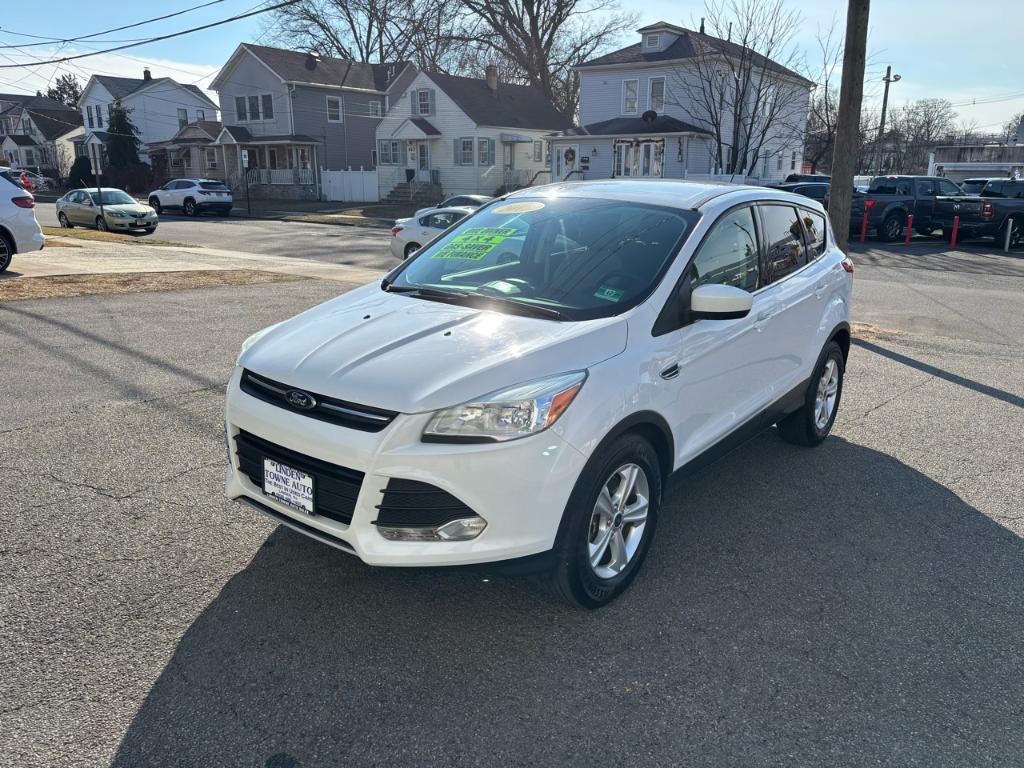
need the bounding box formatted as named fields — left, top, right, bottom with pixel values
left=933, top=178, right=1024, bottom=245
left=850, top=175, right=965, bottom=241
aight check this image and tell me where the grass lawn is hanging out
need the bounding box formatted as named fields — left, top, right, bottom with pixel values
left=42, top=226, right=190, bottom=247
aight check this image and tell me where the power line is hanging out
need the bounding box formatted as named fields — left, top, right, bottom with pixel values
left=0, top=1, right=298, bottom=68
left=0, top=0, right=227, bottom=49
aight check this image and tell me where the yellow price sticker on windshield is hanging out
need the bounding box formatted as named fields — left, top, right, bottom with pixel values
left=432, top=227, right=517, bottom=260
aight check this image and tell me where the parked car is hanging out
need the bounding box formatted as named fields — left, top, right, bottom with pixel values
left=147, top=178, right=233, bottom=217
left=414, top=194, right=492, bottom=219
left=934, top=177, right=1024, bottom=245
left=850, top=175, right=964, bottom=240
left=957, top=177, right=999, bottom=196
left=56, top=188, right=158, bottom=233
left=390, top=206, right=475, bottom=259
left=786, top=173, right=830, bottom=183
left=226, top=180, right=854, bottom=608
left=768, top=181, right=831, bottom=209
left=16, top=169, right=56, bottom=192
left=0, top=171, right=44, bottom=273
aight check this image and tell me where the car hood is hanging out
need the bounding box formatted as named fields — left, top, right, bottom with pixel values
left=105, top=203, right=153, bottom=215
left=239, top=283, right=628, bottom=413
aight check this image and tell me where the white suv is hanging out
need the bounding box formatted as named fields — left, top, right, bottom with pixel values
left=0, top=171, right=45, bottom=273
left=147, top=178, right=232, bottom=217
left=225, top=180, right=853, bottom=607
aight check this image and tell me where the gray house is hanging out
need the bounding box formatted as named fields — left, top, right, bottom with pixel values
left=210, top=44, right=414, bottom=199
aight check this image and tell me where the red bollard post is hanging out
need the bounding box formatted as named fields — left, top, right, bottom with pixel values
left=950, top=215, right=959, bottom=249
left=859, top=211, right=868, bottom=243
left=904, top=214, right=913, bottom=244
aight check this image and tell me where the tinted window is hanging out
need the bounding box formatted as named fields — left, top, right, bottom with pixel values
left=938, top=179, right=964, bottom=195
left=981, top=181, right=1004, bottom=197
left=801, top=209, right=827, bottom=258
left=1006, top=181, right=1024, bottom=199
left=423, top=212, right=464, bottom=229
left=760, top=204, right=807, bottom=283
left=199, top=182, right=228, bottom=191
left=688, top=206, right=759, bottom=292
left=89, top=190, right=135, bottom=205
left=915, top=180, right=936, bottom=196
left=869, top=178, right=898, bottom=194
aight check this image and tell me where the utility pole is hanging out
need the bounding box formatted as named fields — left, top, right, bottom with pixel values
left=829, top=0, right=870, bottom=252
left=871, top=65, right=901, bottom=173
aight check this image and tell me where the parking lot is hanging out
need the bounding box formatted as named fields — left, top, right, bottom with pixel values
left=2, top=235, right=1023, bottom=766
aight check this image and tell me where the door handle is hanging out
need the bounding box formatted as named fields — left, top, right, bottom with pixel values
left=660, top=362, right=679, bottom=380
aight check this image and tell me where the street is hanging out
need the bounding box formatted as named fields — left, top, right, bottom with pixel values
left=1, top=234, right=1022, bottom=766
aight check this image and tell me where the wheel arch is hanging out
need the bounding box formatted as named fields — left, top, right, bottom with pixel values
left=828, top=321, right=851, bottom=361
left=0, top=224, right=16, bottom=253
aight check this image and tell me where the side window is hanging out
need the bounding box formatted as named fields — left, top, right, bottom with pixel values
left=760, top=204, right=807, bottom=283
left=897, top=181, right=911, bottom=195
left=801, top=209, right=827, bottom=259
left=688, top=206, right=759, bottom=292
left=1009, top=182, right=1024, bottom=199
left=915, top=180, right=936, bottom=196
left=982, top=181, right=1004, bottom=197
left=937, top=179, right=961, bottom=196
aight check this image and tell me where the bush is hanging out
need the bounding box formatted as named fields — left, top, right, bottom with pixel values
left=106, top=163, right=153, bottom=195
left=68, top=156, right=98, bottom=189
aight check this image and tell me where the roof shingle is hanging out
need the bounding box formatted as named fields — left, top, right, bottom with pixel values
left=241, top=44, right=409, bottom=92
left=423, top=72, right=571, bottom=130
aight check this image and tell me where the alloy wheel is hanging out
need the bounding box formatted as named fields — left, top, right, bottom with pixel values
left=0, top=237, right=10, bottom=271
left=814, top=358, right=840, bottom=429
left=587, top=463, right=650, bottom=580
left=96, top=217, right=107, bottom=232
left=58, top=213, right=70, bottom=228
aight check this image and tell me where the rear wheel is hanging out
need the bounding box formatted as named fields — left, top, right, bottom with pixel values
left=777, top=341, right=845, bottom=447
left=404, top=242, right=420, bottom=259
left=183, top=198, right=198, bottom=216
left=880, top=213, right=903, bottom=242
left=0, top=231, right=13, bottom=273
left=95, top=217, right=108, bottom=232
left=58, top=212, right=73, bottom=228
left=148, top=197, right=162, bottom=215
left=1005, top=217, right=1022, bottom=248
left=549, top=433, right=662, bottom=609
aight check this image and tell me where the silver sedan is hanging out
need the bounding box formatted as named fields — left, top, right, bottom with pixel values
left=56, top=188, right=159, bottom=233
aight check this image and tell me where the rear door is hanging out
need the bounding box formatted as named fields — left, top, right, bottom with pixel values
left=71, top=191, right=91, bottom=224
left=913, top=178, right=937, bottom=224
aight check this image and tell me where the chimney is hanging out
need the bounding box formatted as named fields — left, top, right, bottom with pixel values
left=699, top=17, right=705, bottom=34
left=485, top=64, right=498, bottom=94
left=143, top=68, right=152, bottom=81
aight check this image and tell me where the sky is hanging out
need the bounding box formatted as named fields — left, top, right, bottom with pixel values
left=1, top=0, right=1022, bottom=131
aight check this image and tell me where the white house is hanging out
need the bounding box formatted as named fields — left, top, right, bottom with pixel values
left=549, top=21, right=812, bottom=183
left=0, top=93, right=83, bottom=173
left=76, top=69, right=220, bottom=161
left=375, top=66, right=571, bottom=201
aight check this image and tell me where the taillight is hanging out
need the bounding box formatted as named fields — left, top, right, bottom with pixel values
left=841, top=257, right=854, bottom=274
left=12, top=195, right=34, bottom=208
left=981, top=202, right=993, bottom=219
left=864, top=199, right=876, bottom=210
left=391, top=226, right=403, bottom=236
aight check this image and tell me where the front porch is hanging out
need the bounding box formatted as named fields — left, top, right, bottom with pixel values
left=215, top=126, right=319, bottom=200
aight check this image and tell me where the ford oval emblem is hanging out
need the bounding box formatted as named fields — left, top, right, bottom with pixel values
left=285, top=389, right=317, bottom=410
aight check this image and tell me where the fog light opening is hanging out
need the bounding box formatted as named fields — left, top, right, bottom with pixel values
left=377, top=516, right=487, bottom=542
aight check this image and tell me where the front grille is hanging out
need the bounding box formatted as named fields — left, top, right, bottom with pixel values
left=240, top=369, right=397, bottom=432
left=234, top=430, right=364, bottom=525
left=374, top=478, right=480, bottom=528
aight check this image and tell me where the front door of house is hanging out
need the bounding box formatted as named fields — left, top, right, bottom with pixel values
left=417, top=142, right=430, bottom=182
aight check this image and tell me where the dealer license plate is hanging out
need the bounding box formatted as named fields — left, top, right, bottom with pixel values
left=263, top=458, right=314, bottom=515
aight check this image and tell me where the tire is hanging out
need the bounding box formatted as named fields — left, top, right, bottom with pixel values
left=58, top=212, right=73, bottom=228
left=777, top=341, right=845, bottom=447
left=1006, top=217, right=1022, bottom=248
left=148, top=197, right=162, bottom=215
left=941, top=228, right=954, bottom=243
left=96, top=217, right=108, bottom=232
left=915, top=226, right=934, bottom=237
left=184, top=198, right=198, bottom=217
left=0, top=231, right=13, bottom=274
left=549, top=433, right=662, bottom=609
left=880, top=213, right=903, bottom=242
left=404, top=242, right=421, bottom=259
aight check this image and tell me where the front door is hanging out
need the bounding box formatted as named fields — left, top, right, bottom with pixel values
left=416, top=142, right=430, bottom=182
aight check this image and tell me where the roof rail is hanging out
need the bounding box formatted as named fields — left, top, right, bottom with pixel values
left=690, top=184, right=747, bottom=210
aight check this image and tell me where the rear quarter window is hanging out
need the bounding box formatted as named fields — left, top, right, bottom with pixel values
left=801, top=209, right=827, bottom=258
left=760, top=204, right=807, bottom=283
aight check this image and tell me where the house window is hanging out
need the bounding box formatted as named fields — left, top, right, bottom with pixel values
left=197, top=109, right=205, bottom=121
left=649, top=77, right=665, bottom=112
left=25, top=148, right=36, bottom=166
left=235, top=96, right=247, bottom=122
left=533, top=141, right=543, bottom=162
left=456, top=137, right=474, bottom=165
left=379, top=140, right=401, bottom=165
left=262, top=94, right=274, bottom=120
left=614, top=140, right=664, bottom=177
left=777, top=154, right=783, bottom=171
left=478, top=138, right=493, bottom=166
left=248, top=95, right=261, bottom=121
left=369, top=101, right=382, bottom=117
left=177, top=108, right=188, bottom=130
left=326, top=96, right=342, bottom=123
left=205, top=148, right=217, bottom=168
left=417, top=90, right=431, bottom=116
left=791, top=151, right=797, bottom=170
left=622, top=79, right=639, bottom=114
left=294, top=146, right=310, bottom=169
left=95, top=105, right=103, bottom=127
left=267, top=147, right=278, bottom=170
left=645, top=33, right=660, bottom=48
left=86, top=106, right=94, bottom=129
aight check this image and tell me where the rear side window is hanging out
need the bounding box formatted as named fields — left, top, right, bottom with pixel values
left=869, top=178, right=898, bottom=194
left=688, top=206, right=759, bottom=292
left=981, top=181, right=1004, bottom=197
left=1005, top=181, right=1024, bottom=199
left=760, top=204, right=807, bottom=283
left=915, top=180, right=936, bottom=196
left=801, top=209, right=827, bottom=258
left=200, top=182, right=228, bottom=191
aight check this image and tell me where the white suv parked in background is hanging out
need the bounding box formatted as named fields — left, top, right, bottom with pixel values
left=147, top=178, right=233, bottom=217
left=225, top=180, right=854, bottom=608
left=0, top=171, right=44, bottom=273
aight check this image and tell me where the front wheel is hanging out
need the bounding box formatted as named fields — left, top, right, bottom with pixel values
left=880, top=214, right=903, bottom=242
left=404, top=242, right=420, bottom=259
left=96, top=217, right=108, bottom=232
left=149, top=197, right=162, bottom=215
left=184, top=199, right=197, bottom=216
left=549, top=433, right=662, bottom=609
left=58, top=212, right=73, bottom=228
left=0, top=232, right=12, bottom=274
left=777, top=340, right=845, bottom=446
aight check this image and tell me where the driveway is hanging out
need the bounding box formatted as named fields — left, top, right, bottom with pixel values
left=1, top=246, right=1022, bottom=766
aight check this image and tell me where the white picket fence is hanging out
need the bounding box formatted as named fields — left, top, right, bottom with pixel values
left=322, top=168, right=379, bottom=202
left=244, top=168, right=315, bottom=186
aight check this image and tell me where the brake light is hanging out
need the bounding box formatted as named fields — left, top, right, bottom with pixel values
left=841, top=257, right=854, bottom=274
left=982, top=202, right=993, bottom=219
left=11, top=195, right=34, bottom=208
left=391, top=226, right=403, bottom=236
left=864, top=199, right=875, bottom=210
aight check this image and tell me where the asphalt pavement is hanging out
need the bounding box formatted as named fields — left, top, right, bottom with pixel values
left=1, top=242, right=1023, bottom=766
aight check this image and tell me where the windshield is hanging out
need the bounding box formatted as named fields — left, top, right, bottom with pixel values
left=89, top=190, right=136, bottom=205
left=388, top=196, right=699, bottom=320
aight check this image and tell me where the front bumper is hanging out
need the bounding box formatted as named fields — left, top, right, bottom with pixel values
left=106, top=216, right=157, bottom=230
left=223, top=366, right=589, bottom=566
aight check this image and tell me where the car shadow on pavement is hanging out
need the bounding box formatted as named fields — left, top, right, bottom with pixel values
left=109, top=431, right=1024, bottom=767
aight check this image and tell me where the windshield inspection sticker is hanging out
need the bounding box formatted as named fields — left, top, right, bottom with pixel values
left=594, top=285, right=625, bottom=303
left=432, top=227, right=517, bottom=260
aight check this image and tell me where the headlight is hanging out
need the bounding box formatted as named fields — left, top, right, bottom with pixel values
left=237, top=322, right=282, bottom=362
left=109, top=210, right=128, bottom=218
left=423, top=371, right=586, bottom=443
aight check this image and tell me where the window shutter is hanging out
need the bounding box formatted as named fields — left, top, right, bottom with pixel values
left=453, top=138, right=461, bottom=165
left=488, top=139, right=495, bottom=166
left=411, top=89, right=417, bottom=111
left=428, top=90, right=435, bottom=115
left=400, top=140, right=408, bottom=164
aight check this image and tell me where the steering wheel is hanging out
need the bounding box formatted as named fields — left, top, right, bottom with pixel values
left=495, top=251, right=518, bottom=265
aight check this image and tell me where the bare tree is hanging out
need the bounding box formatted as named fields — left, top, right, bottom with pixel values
left=1001, top=111, right=1023, bottom=142
left=887, top=98, right=957, bottom=173
left=803, top=21, right=843, bottom=174
left=665, top=0, right=811, bottom=178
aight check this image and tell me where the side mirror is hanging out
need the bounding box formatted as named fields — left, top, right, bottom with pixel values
left=84, top=198, right=94, bottom=206
left=690, top=283, right=753, bottom=321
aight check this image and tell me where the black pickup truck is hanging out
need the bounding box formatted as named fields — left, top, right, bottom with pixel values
left=850, top=175, right=965, bottom=241
left=933, top=178, right=1024, bottom=245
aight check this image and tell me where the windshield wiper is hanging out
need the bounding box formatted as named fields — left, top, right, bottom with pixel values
left=384, top=284, right=564, bottom=320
